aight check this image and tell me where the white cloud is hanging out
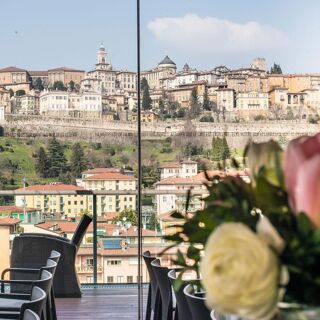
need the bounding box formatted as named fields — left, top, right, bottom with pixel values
left=148, top=14, right=288, bottom=54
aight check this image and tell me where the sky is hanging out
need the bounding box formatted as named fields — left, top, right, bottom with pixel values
left=1, top=0, right=320, bottom=73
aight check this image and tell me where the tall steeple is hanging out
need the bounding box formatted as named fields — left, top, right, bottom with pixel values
left=97, top=43, right=107, bottom=65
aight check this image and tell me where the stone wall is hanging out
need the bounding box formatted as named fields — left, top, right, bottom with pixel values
left=3, top=115, right=320, bottom=147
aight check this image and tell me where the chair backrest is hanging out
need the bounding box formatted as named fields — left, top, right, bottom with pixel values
left=184, top=284, right=212, bottom=320
left=48, top=250, right=61, bottom=263
left=20, top=286, right=47, bottom=317
left=41, top=259, right=58, bottom=277
left=151, top=258, right=175, bottom=320
left=35, top=269, right=53, bottom=295
left=22, top=309, right=40, bottom=320
left=71, top=214, right=92, bottom=249
left=142, top=251, right=158, bottom=311
left=168, top=269, right=192, bottom=320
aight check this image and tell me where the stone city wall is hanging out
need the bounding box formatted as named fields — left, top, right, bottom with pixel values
left=2, top=115, right=320, bottom=148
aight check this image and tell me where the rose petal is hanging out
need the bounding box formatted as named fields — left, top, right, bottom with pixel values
left=295, top=154, right=320, bottom=227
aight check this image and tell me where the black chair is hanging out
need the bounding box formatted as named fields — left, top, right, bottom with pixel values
left=168, top=270, right=192, bottom=320
left=12, top=214, right=92, bottom=297
left=1, top=258, right=58, bottom=320
left=143, top=251, right=159, bottom=320
left=0, top=286, right=46, bottom=320
left=184, top=284, right=211, bottom=320
left=151, top=259, right=178, bottom=320
left=22, top=309, right=40, bottom=320
left=0, top=269, right=53, bottom=320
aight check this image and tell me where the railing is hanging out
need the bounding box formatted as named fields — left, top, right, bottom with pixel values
left=0, top=188, right=206, bottom=284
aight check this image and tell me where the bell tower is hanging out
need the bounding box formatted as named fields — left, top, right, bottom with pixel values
left=97, top=43, right=107, bottom=66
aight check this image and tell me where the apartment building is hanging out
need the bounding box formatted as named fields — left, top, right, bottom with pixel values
left=48, top=67, right=85, bottom=86
left=79, top=172, right=137, bottom=215
left=40, top=91, right=102, bottom=118
left=0, top=66, right=31, bottom=92
left=0, top=86, right=11, bottom=113
left=15, top=184, right=90, bottom=218
left=236, top=91, right=269, bottom=120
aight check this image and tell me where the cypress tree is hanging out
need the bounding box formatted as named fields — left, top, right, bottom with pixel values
left=70, top=143, right=87, bottom=178
left=36, top=147, right=49, bottom=178
left=47, top=137, right=67, bottom=177
left=142, top=85, right=152, bottom=110
left=189, top=87, right=201, bottom=117
left=202, top=87, right=211, bottom=111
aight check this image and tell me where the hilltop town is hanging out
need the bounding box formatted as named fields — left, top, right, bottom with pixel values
left=1, top=44, right=320, bottom=124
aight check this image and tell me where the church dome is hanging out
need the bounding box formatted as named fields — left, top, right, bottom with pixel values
left=158, top=55, right=176, bottom=69
left=99, top=43, right=105, bottom=51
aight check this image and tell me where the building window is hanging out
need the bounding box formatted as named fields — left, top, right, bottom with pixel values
left=127, top=276, right=133, bottom=283
left=107, top=260, right=121, bottom=266
left=107, top=276, right=114, bottom=283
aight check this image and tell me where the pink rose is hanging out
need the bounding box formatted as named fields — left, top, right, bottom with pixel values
left=284, top=133, right=320, bottom=227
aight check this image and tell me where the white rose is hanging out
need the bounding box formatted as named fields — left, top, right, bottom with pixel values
left=200, top=223, right=280, bottom=320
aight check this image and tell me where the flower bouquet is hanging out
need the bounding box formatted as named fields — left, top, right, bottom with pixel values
left=164, top=134, right=320, bottom=320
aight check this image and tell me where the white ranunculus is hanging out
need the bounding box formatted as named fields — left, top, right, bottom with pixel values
left=200, top=223, right=280, bottom=320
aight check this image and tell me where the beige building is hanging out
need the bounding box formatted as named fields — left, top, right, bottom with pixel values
left=48, top=67, right=85, bottom=86
left=268, top=87, right=288, bottom=109
left=40, top=91, right=102, bottom=118
left=0, top=66, right=31, bottom=92
left=142, top=56, right=177, bottom=90
left=15, top=93, right=39, bottom=115
left=216, top=88, right=235, bottom=112
left=15, top=184, right=90, bottom=218
left=236, top=91, right=269, bottom=120
left=79, top=172, right=137, bottom=215
left=116, top=71, right=136, bottom=93
left=0, top=86, right=11, bottom=113
left=0, top=218, right=21, bottom=275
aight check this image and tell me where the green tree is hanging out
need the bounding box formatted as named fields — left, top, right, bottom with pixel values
left=140, top=77, right=148, bottom=91
left=15, top=90, right=26, bottom=97
left=212, top=136, right=230, bottom=161
left=202, top=87, right=212, bottom=111
left=69, top=80, right=76, bottom=92
left=147, top=211, right=160, bottom=231
left=142, top=81, right=152, bottom=110
left=52, top=81, right=67, bottom=91
left=200, top=115, right=214, bottom=122
left=70, top=142, right=87, bottom=178
left=142, top=165, right=160, bottom=187
left=270, top=63, right=283, bottom=74
left=47, top=137, right=68, bottom=177
left=112, top=208, right=137, bottom=226
left=189, top=87, right=201, bottom=118
left=33, top=78, right=44, bottom=91
left=36, top=147, right=49, bottom=178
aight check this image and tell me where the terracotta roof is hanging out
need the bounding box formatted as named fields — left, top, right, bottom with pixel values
left=48, top=67, right=85, bottom=72
left=16, top=184, right=85, bottom=191
left=0, top=217, right=21, bottom=226
left=0, top=206, right=37, bottom=213
left=83, top=168, right=121, bottom=175
left=78, top=245, right=182, bottom=257
left=159, top=162, right=182, bottom=169
left=155, top=176, right=202, bottom=186
left=181, top=160, right=197, bottom=164
left=28, top=71, right=48, bottom=77
left=36, top=220, right=156, bottom=237
left=0, top=66, right=27, bottom=73
left=83, top=172, right=136, bottom=181
left=102, top=212, right=119, bottom=221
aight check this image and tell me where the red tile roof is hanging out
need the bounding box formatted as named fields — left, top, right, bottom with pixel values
left=0, top=206, right=37, bottom=213
left=83, top=168, right=121, bottom=175
left=83, top=173, right=136, bottom=181
left=155, top=176, right=202, bottom=186
left=159, top=162, right=182, bottom=169
left=0, top=66, right=27, bottom=73
left=48, top=67, right=84, bottom=72
left=28, top=71, right=48, bottom=76
left=0, top=217, right=21, bottom=226
left=16, top=184, right=85, bottom=191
